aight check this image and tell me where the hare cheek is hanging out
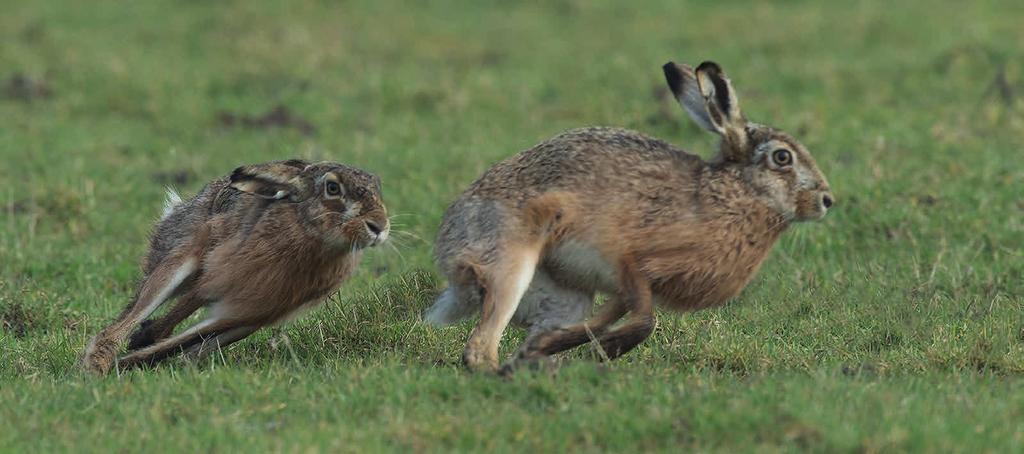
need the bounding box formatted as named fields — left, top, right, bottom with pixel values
left=332, top=202, right=361, bottom=230
left=793, top=192, right=821, bottom=220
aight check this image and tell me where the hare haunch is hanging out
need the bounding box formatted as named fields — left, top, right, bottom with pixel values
left=81, top=160, right=389, bottom=374
left=426, top=61, right=834, bottom=372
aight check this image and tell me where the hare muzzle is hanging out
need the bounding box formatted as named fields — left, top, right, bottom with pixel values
left=364, top=218, right=390, bottom=246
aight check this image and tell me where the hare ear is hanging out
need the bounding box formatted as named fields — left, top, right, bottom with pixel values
left=663, top=62, right=719, bottom=132
left=694, top=62, right=742, bottom=129
left=229, top=160, right=313, bottom=201
left=664, top=61, right=748, bottom=157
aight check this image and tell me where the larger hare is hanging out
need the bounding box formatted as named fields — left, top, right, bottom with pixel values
left=426, top=61, right=833, bottom=373
left=81, top=160, right=389, bottom=374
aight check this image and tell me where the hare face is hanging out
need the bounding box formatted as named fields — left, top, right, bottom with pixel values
left=744, top=127, right=833, bottom=222
left=305, top=164, right=389, bottom=250
left=663, top=61, right=833, bottom=223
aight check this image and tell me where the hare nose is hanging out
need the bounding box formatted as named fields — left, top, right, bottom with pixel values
left=365, top=220, right=383, bottom=236
left=822, top=194, right=834, bottom=209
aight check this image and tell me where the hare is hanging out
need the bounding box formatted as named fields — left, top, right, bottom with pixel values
left=425, top=61, right=834, bottom=373
left=81, top=160, right=389, bottom=374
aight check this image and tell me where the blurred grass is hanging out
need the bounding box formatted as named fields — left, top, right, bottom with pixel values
left=1, top=0, right=1023, bottom=451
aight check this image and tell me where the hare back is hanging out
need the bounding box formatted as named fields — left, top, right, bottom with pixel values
left=142, top=177, right=278, bottom=276
left=464, top=127, right=702, bottom=203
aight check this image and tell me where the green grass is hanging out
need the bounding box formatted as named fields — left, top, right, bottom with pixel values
left=2, top=0, right=1023, bottom=451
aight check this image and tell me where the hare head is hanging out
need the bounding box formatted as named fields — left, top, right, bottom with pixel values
left=663, top=61, right=833, bottom=221
left=229, top=159, right=390, bottom=249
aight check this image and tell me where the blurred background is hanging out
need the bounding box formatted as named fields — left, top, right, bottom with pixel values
left=1, top=1, right=1023, bottom=451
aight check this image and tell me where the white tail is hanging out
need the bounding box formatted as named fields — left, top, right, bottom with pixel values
left=423, top=287, right=474, bottom=325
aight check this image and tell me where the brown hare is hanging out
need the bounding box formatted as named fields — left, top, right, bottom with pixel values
left=426, top=61, right=834, bottom=373
left=81, top=160, right=389, bottom=374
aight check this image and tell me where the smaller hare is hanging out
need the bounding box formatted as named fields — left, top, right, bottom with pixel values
left=426, top=61, right=833, bottom=373
left=81, top=160, right=389, bottom=374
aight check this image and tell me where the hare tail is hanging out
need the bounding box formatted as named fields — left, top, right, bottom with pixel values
left=424, top=287, right=474, bottom=326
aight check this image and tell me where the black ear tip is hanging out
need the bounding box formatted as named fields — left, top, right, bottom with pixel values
left=662, top=62, right=684, bottom=94
left=696, top=61, right=723, bottom=75
left=229, top=166, right=248, bottom=181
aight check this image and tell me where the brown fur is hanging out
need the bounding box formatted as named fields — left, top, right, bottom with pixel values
left=81, top=160, right=389, bottom=374
left=428, top=61, right=834, bottom=373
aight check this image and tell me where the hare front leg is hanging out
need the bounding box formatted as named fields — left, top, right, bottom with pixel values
left=462, top=245, right=540, bottom=372
left=80, top=254, right=199, bottom=374
left=592, top=260, right=655, bottom=359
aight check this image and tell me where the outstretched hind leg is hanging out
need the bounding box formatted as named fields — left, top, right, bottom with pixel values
left=182, top=325, right=260, bottom=362
left=80, top=252, right=199, bottom=375
left=115, top=317, right=251, bottom=370
left=461, top=245, right=541, bottom=372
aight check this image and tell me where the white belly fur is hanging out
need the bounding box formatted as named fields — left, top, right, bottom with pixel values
left=543, top=240, right=618, bottom=292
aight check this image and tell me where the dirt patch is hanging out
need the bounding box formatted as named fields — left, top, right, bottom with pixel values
left=6, top=200, right=29, bottom=214
left=0, top=301, right=37, bottom=338
left=151, top=169, right=196, bottom=185
left=911, top=193, right=940, bottom=207
left=3, top=73, right=52, bottom=102
left=217, top=104, right=315, bottom=136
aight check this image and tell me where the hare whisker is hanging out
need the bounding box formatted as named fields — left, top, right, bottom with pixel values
left=312, top=211, right=345, bottom=222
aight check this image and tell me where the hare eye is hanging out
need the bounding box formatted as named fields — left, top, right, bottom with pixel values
left=771, top=149, right=792, bottom=167
left=325, top=181, right=342, bottom=196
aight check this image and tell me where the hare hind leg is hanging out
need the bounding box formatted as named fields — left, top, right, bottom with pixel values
left=116, top=317, right=249, bottom=370
left=506, top=296, right=627, bottom=370
left=461, top=245, right=541, bottom=372
left=506, top=259, right=653, bottom=369
left=81, top=255, right=198, bottom=374
left=128, top=290, right=208, bottom=350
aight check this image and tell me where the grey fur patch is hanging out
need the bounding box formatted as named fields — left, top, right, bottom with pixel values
left=512, top=269, right=593, bottom=334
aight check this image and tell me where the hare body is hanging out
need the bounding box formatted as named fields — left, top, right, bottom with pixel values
left=81, top=160, right=389, bottom=374
left=427, top=61, right=833, bottom=372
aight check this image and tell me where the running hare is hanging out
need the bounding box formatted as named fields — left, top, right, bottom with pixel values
left=81, top=160, right=389, bottom=374
left=426, top=61, right=833, bottom=373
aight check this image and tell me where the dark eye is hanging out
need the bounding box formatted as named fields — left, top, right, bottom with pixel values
left=325, top=181, right=342, bottom=196
left=771, top=149, right=792, bottom=167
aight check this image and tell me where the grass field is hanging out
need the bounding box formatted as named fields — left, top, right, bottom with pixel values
left=2, top=0, right=1023, bottom=451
